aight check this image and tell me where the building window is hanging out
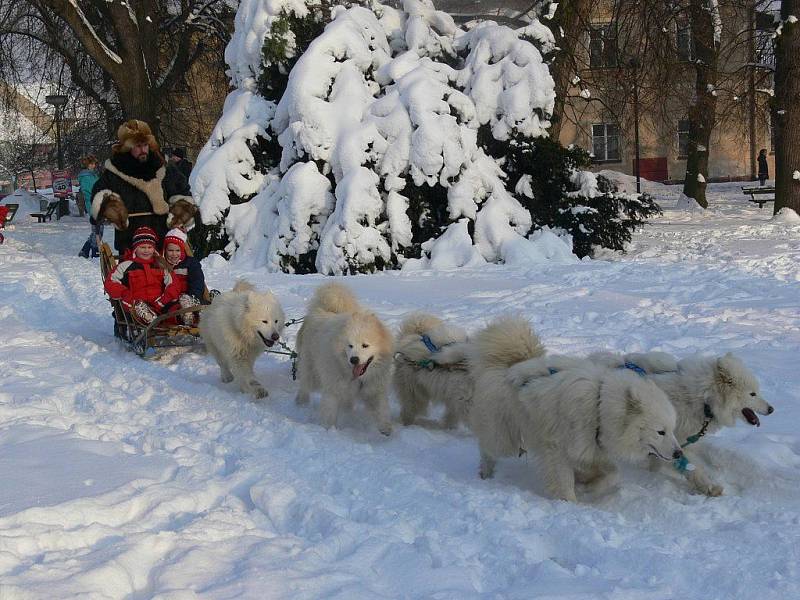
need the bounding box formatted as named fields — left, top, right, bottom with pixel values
left=755, top=12, right=776, bottom=67
left=677, top=119, right=690, bottom=157
left=589, top=24, right=617, bottom=69
left=676, top=18, right=694, bottom=62
left=592, top=123, right=620, bottom=162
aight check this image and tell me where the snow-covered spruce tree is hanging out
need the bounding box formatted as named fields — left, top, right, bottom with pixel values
left=481, top=130, right=662, bottom=258
left=189, top=0, right=340, bottom=266
left=193, top=0, right=659, bottom=272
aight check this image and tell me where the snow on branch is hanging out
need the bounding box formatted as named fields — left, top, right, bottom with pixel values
left=67, top=0, right=123, bottom=64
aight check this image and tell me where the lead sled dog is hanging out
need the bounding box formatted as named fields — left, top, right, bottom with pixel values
left=587, top=351, right=774, bottom=496
left=469, top=317, right=683, bottom=502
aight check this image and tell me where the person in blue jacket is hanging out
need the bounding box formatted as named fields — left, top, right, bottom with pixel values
left=77, top=155, right=102, bottom=258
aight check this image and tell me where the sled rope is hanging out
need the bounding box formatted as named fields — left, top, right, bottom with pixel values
left=393, top=352, right=469, bottom=372
left=673, top=404, right=714, bottom=473
left=263, top=318, right=303, bottom=380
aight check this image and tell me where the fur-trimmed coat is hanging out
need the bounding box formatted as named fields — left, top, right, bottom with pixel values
left=91, top=152, right=192, bottom=253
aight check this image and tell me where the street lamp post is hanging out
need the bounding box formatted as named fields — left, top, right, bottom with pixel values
left=45, top=94, right=68, bottom=170
left=628, top=58, right=641, bottom=194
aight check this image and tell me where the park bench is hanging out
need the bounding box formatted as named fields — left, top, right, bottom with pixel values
left=741, top=186, right=775, bottom=209
left=0, top=203, right=18, bottom=228
left=30, top=201, right=59, bottom=222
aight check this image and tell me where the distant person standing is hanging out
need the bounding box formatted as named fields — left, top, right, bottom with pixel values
left=170, top=147, right=193, bottom=183
left=77, top=155, right=102, bottom=259
left=757, top=148, right=769, bottom=187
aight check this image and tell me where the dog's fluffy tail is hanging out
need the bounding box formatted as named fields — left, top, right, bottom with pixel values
left=471, top=316, right=546, bottom=371
left=398, top=312, right=444, bottom=338
left=233, top=279, right=256, bottom=293
left=308, top=282, right=360, bottom=315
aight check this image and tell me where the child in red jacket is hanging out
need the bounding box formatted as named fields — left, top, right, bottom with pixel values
left=154, top=228, right=206, bottom=325
left=104, top=226, right=171, bottom=324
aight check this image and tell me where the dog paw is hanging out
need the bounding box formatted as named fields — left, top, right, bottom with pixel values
left=221, top=373, right=234, bottom=383
left=700, top=483, right=723, bottom=497
left=249, top=381, right=268, bottom=399
left=378, top=423, right=392, bottom=436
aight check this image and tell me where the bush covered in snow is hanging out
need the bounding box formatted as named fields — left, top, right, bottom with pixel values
left=191, top=0, right=660, bottom=273
left=483, top=132, right=662, bottom=257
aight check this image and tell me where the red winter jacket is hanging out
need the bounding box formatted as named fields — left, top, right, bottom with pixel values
left=104, top=255, right=172, bottom=309
left=155, top=256, right=206, bottom=309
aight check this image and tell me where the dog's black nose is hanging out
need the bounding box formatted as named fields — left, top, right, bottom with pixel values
left=349, top=356, right=359, bottom=365
left=673, top=450, right=684, bottom=460
left=767, top=405, right=774, bottom=414
left=271, top=332, right=280, bottom=341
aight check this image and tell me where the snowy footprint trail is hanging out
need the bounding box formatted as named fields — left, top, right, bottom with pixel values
left=1, top=189, right=800, bottom=599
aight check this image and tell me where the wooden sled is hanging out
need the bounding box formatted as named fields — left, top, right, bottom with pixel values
left=100, top=242, right=207, bottom=357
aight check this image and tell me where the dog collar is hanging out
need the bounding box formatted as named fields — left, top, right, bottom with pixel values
left=681, top=403, right=715, bottom=448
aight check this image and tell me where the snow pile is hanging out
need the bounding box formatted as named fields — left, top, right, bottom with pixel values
left=193, top=0, right=567, bottom=274
left=3, top=189, right=51, bottom=217
left=772, top=207, right=800, bottom=224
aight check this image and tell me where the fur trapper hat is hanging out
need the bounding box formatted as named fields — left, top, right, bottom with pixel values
left=112, top=119, right=160, bottom=155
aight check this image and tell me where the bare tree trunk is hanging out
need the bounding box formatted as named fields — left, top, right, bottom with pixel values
left=773, top=0, right=800, bottom=215
left=682, top=0, right=719, bottom=209
left=549, top=1, right=589, bottom=141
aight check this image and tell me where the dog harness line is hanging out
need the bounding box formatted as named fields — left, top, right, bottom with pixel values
left=672, top=404, right=714, bottom=473
left=619, top=361, right=705, bottom=474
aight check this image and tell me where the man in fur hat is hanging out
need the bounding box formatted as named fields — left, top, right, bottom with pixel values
left=90, top=120, right=197, bottom=254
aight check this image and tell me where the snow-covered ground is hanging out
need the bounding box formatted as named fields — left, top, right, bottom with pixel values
left=1, top=181, right=799, bottom=599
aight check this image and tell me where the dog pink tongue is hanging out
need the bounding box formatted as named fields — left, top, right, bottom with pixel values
left=353, top=363, right=367, bottom=378
left=742, top=407, right=760, bottom=426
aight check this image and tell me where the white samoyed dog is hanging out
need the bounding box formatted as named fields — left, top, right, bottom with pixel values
left=295, top=282, right=394, bottom=435
left=199, top=280, right=286, bottom=399
left=393, top=312, right=473, bottom=428
left=469, top=317, right=683, bottom=502
left=588, top=351, right=774, bottom=496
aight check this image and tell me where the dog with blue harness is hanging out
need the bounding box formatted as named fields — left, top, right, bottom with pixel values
left=588, top=351, right=774, bottom=496
left=393, top=312, right=474, bottom=428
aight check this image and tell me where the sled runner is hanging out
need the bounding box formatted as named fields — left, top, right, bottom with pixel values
left=100, top=242, right=208, bottom=357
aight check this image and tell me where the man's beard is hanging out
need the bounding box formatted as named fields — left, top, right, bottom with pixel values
left=136, top=152, right=148, bottom=163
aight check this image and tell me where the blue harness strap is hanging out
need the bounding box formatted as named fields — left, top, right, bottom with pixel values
left=421, top=334, right=439, bottom=353
left=623, top=361, right=647, bottom=376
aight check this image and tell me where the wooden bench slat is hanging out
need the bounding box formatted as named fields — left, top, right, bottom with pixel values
left=741, top=186, right=775, bottom=209
left=30, top=203, right=59, bottom=222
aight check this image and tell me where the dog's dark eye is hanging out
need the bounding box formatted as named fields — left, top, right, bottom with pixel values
left=262, top=320, right=269, bottom=324
left=750, top=392, right=756, bottom=397
left=348, top=344, right=353, bottom=349
left=657, top=430, right=665, bottom=436
left=362, top=343, right=369, bottom=349
left=274, top=319, right=278, bottom=324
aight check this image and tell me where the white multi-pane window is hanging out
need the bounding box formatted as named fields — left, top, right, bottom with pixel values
left=591, top=123, right=620, bottom=162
